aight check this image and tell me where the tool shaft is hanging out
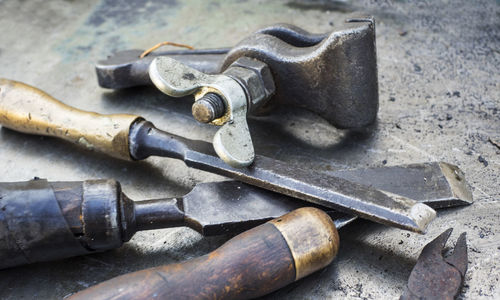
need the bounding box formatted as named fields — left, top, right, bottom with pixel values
left=130, top=120, right=436, bottom=232
left=133, top=198, right=185, bottom=231
left=68, top=207, right=339, bottom=300
left=96, top=48, right=228, bottom=89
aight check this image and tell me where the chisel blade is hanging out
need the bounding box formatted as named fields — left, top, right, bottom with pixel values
left=184, top=152, right=436, bottom=233
left=327, top=162, right=473, bottom=209
left=130, top=123, right=437, bottom=233
left=181, top=162, right=471, bottom=236
left=181, top=180, right=369, bottom=235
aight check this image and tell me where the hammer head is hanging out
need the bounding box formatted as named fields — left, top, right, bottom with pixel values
left=221, top=17, right=379, bottom=129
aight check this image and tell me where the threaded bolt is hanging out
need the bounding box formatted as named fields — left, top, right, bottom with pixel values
left=192, top=93, right=226, bottom=123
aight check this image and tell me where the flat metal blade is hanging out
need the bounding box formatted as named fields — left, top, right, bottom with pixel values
left=131, top=124, right=441, bottom=233
left=181, top=162, right=472, bottom=236
left=327, top=162, right=473, bottom=209
left=182, top=181, right=357, bottom=236
left=185, top=152, right=436, bottom=233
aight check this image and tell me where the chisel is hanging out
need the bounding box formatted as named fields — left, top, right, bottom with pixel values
left=67, top=207, right=342, bottom=300
left=0, top=163, right=471, bottom=269
left=0, top=78, right=436, bottom=232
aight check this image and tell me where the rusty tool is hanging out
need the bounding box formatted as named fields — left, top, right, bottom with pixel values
left=98, top=17, right=378, bottom=166
left=0, top=78, right=437, bottom=232
left=66, top=207, right=345, bottom=300
left=401, top=228, right=468, bottom=300
left=0, top=163, right=472, bottom=269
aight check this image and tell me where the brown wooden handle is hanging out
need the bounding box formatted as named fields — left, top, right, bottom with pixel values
left=0, top=78, right=141, bottom=160
left=68, top=207, right=340, bottom=300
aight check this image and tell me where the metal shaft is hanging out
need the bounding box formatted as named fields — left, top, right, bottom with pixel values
left=129, top=120, right=436, bottom=233
left=96, top=48, right=229, bottom=89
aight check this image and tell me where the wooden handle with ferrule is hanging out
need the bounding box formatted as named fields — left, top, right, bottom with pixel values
left=0, top=78, right=141, bottom=160
left=68, top=207, right=340, bottom=300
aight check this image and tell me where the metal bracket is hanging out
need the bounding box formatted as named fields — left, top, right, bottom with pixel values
left=149, top=57, right=254, bottom=168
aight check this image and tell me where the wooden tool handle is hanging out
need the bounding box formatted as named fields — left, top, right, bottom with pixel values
left=0, top=79, right=141, bottom=160
left=68, top=207, right=340, bottom=300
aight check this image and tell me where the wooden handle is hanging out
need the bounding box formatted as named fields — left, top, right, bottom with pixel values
left=68, top=207, right=340, bottom=300
left=0, top=78, right=141, bottom=160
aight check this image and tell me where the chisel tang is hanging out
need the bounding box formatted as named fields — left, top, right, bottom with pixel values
left=0, top=78, right=141, bottom=160
left=68, top=207, right=340, bottom=300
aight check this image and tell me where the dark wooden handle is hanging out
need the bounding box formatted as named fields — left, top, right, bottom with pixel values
left=68, top=207, right=340, bottom=300
left=0, top=180, right=92, bottom=269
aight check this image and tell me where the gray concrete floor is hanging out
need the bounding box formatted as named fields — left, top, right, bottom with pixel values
left=0, top=0, right=498, bottom=299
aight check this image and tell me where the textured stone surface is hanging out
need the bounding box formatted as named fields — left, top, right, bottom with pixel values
left=0, top=0, right=498, bottom=299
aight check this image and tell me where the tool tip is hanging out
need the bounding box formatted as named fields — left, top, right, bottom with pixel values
left=439, top=162, right=473, bottom=206
left=409, top=203, right=437, bottom=234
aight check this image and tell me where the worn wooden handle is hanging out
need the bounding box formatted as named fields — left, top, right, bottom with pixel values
left=68, top=207, right=340, bottom=300
left=0, top=79, right=141, bottom=160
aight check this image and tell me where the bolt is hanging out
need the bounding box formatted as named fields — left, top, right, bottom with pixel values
left=192, top=93, right=226, bottom=123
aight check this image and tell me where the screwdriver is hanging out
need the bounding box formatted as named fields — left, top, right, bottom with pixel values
left=0, top=162, right=472, bottom=269
left=0, top=78, right=436, bottom=232
left=67, top=207, right=348, bottom=300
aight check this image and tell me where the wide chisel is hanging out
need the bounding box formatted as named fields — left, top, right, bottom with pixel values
left=0, top=78, right=436, bottom=232
left=67, top=207, right=343, bottom=300
left=0, top=165, right=472, bottom=269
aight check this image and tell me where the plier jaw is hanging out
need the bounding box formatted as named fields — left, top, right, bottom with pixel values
left=401, top=228, right=468, bottom=300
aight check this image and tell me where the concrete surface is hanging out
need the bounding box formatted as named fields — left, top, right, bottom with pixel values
left=0, top=0, right=498, bottom=299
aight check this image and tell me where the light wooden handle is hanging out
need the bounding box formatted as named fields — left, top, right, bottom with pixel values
left=68, top=207, right=340, bottom=300
left=0, top=78, right=141, bottom=160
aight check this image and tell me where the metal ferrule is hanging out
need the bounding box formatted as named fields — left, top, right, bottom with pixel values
left=81, top=180, right=123, bottom=251
left=270, top=207, right=339, bottom=280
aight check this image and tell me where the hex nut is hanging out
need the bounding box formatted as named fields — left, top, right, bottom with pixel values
left=223, top=57, right=275, bottom=113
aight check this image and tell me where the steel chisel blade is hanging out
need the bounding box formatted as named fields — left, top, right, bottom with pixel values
left=184, top=151, right=436, bottom=233
left=131, top=123, right=438, bottom=233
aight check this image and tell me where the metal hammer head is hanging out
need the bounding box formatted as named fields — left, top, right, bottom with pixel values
left=221, top=17, right=379, bottom=129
